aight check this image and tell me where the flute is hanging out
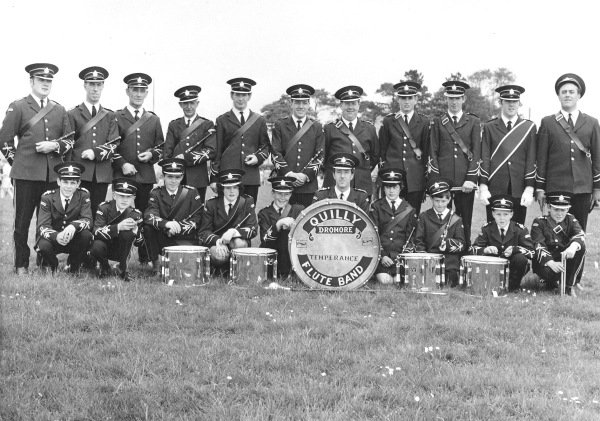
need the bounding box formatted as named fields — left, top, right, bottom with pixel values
left=184, top=129, right=216, bottom=154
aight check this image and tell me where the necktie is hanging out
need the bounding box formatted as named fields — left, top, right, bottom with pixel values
left=134, top=110, right=139, bottom=121
left=568, top=113, right=574, bottom=129
left=339, top=192, right=344, bottom=200
left=170, top=193, right=175, bottom=200
left=92, top=105, right=97, bottom=117
left=186, top=119, right=190, bottom=127
left=278, top=207, right=282, bottom=215
left=500, top=228, right=505, bottom=241
left=452, top=115, right=458, bottom=126
left=507, top=121, right=512, bottom=131
left=438, top=213, right=443, bottom=221
left=228, top=203, right=233, bottom=215
left=297, top=120, right=302, bottom=130
left=348, top=122, right=353, bottom=132
left=391, top=202, right=396, bottom=214
left=40, top=99, right=44, bottom=109
left=404, top=115, right=408, bottom=125
left=64, top=198, right=70, bottom=212
left=240, top=112, right=246, bottom=126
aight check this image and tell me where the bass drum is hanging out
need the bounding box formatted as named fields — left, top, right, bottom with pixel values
left=288, top=199, right=380, bottom=290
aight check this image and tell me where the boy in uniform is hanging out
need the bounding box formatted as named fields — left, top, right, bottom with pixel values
left=370, top=168, right=417, bottom=284
left=415, top=178, right=465, bottom=287
left=470, top=194, right=535, bottom=291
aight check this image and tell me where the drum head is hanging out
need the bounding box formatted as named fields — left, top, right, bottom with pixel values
left=232, top=247, right=276, bottom=256
left=398, top=253, right=443, bottom=260
left=289, top=199, right=380, bottom=290
left=163, top=246, right=207, bottom=253
left=462, top=256, right=508, bottom=264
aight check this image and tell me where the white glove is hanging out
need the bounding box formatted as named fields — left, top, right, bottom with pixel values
left=479, top=184, right=491, bottom=205
left=520, top=186, right=534, bottom=207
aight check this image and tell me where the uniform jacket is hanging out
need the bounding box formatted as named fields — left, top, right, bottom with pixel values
left=536, top=112, right=600, bottom=193
left=0, top=94, right=72, bottom=182
left=323, top=118, right=379, bottom=194
left=379, top=112, right=430, bottom=193
left=415, top=209, right=465, bottom=271
left=144, top=185, right=204, bottom=242
left=312, top=187, right=370, bottom=215
left=530, top=214, right=585, bottom=268
left=258, top=203, right=305, bottom=274
left=67, top=103, right=120, bottom=183
left=480, top=117, right=537, bottom=197
left=113, top=108, right=164, bottom=184
left=198, top=194, right=258, bottom=247
left=429, top=112, right=481, bottom=185
left=93, top=200, right=144, bottom=246
left=271, top=116, right=325, bottom=194
left=470, top=220, right=534, bottom=260
left=370, top=198, right=417, bottom=260
left=163, top=116, right=216, bottom=188
left=213, top=110, right=270, bottom=185
left=37, top=188, right=92, bottom=242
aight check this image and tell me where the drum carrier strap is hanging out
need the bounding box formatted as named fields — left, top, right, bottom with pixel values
left=394, top=112, right=422, bottom=159
left=18, top=101, right=56, bottom=139
left=441, top=115, right=473, bottom=161
left=284, top=120, right=314, bottom=157
left=222, top=113, right=261, bottom=157
left=428, top=212, right=460, bottom=252
left=278, top=204, right=292, bottom=220
left=178, top=117, right=207, bottom=141
left=122, top=111, right=153, bottom=139
left=335, top=120, right=369, bottom=160
left=75, top=109, right=109, bottom=140
left=166, top=187, right=189, bottom=219
left=107, top=206, right=133, bottom=225
left=381, top=204, right=413, bottom=235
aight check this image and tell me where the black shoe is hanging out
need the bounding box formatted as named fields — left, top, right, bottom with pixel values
left=120, top=271, right=134, bottom=282
left=99, top=265, right=112, bottom=278
left=151, top=260, right=160, bottom=276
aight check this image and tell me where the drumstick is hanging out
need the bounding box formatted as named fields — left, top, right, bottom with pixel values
left=401, top=227, right=416, bottom=253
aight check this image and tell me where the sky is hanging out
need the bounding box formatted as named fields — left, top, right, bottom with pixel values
left=1, top=0, right=598, bottom=126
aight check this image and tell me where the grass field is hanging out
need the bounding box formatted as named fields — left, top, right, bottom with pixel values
left=2, top=186, right=600, bottom=420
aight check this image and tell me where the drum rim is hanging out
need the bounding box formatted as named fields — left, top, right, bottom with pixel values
left=232, top=247, right=277, bottom=255
left=398, top=252, right=444, bottom=258
left=163, top=245, right=208, bottom=252
left=462, top=255, right=509, bottom=263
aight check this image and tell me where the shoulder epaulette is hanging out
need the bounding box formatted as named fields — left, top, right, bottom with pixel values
left=78, top=187, right=89, bottom=193
left=467, top=112, right=479, bottom=118
left=206, top=196, right=217, bottom=201
left=373, top=196, right=386, bottom=203
left=148, top=111, right=157, bottom=116
left=184, top=185, right=195, bottom=190
left=13, top=96, right=26, bottom=103
left=483, top=221, right=492, bottom=227
left=43, top=190, right=55, bottom=196
left=198, top=115, right=210, bottom=121
left=417, top=112, right=428, bottom=117
left=318, top=186, right=330, bottom=191
left=278, top=115, right=289, bottom=121
left=67, top=105, right=77, bottom=112
left=486, top=117, right=498, bottom=123
left=98, top=201, right=110, bottom=207
left=103, top=107, right=113, bottom=113
left=355, top=188, right=367, bottom=193
left=361, top=118, right=373, bottom=125
left=385, top=112, right=394, bottom=117
left=308, top=115, right=317, bottom=122
left=516, top=222, right=525, bottom=229
left=151, top=185, right=162, bottom=191
left=132, top=208, right=142, bottom=215
left=536, top=215, right=547, bottom=220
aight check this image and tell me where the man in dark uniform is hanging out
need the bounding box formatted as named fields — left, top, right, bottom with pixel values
left=163, top=85, right=216, bottom=203
left=323, top=86, right=379, bottom=196
left=67, top=66, right=120, bottom=216
left=199, top=169, right=258, bottom=270
left=211, top=78, right=270, bottom=204
left=36, top=162, right=93, bottom=274
left=531, top=192, right=586, bottom=297
left=90, top=178, right=144, bottom=282
left=429, top=81, right=481, bottom=248
left=113, top=72, right=164, bottom=265
left=536, top=73, right=600, bottom=232
left=144, top=158, right=204, bottom=273
left=415, top=178, right=465, bottom=287
left=258, top=176, right=304, bottom=278
left=379, top=81, right=430, bottom=214
left=479, top=85, right=536, bottom=224
left=271, top=84, right=325, bottom=207
left=470, top=194, right=534, bottom=291
left=0, top=63, right=73, bottom=274
left=370, top=168, right=417, bottom=284
left=313, top=153, right=370, bottom=214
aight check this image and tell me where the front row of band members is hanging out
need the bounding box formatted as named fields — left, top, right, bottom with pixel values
left=36, top=162, right=93, bottom=274
left=199, top=169, right=258, bottom=272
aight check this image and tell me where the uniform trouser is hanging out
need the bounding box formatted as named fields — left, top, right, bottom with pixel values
left=533, top=248, right=586, bottom=288
left=486, top=203, right=527, bottom=225
left=405, top=190, right=425, bottom=216
left=134, top=183, right=154, bottom=262
left=80, top=179, right=109, bottom=218
left=90, top=231, right=136, bottom=274
left=243, top=185, right=259, bottom=205
left=449, top=191, right=475, bottom=249
left=37, top=229, right=93, bottom=271
left=290, top=192, right=314, bottom=208
left=143, top=224, right=199, bottom=262
left=13, top=178, right=54, bottom=269
left=569, top=193, right=591, bottom=232
left=507, top=253, right=529, bottom=291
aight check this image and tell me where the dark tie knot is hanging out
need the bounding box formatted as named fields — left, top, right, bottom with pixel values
left=507, top=121, right=512, bottom=131
left=348, top=122, right=353, bottom=132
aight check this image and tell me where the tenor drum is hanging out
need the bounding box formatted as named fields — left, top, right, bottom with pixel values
left=161, top=246, right=210, bottom=286
left=396, top=253, right=445, bottom=291
left=460, top=256, right=509, bottom=295
left=230, top=248, right=277, bottom=284
left=288, top=199, right=380, bottom=290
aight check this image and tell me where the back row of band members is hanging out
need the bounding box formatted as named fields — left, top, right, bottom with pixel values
left=0, top=63, right=597, bottom=275
left=37, top=154, right=584, bottom=297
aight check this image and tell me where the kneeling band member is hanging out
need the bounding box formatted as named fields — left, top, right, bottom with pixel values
left=470, top=194, right=534, bottom=291
left=370, top=168, right=417, bottom=284
left=37, top=162, right=93, bottom=274
left=258, top=176, right=304, bottom=278
left=199, top=169, right=258, bottom=270
left=312, top=152, right=370, bottom=214
left=90, top=178, right=144, bottom=282
left=415, top=178, right=465, bottom=287
left=531, top=191, right=586, bottom=297
left=143, top=158, right=204, bottom=273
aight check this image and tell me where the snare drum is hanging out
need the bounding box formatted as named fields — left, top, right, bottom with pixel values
left=230, top=248, right=277, bottom=284
left=396, top=253, right=445, bottom=291
left=161, top=246, right=210, bottom=286
left=460, top=256, right=509, bottom=295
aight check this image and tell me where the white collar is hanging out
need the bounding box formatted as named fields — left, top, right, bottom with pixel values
left=85, top=101, right=100, bottom=115
left=334, top=186, right=351, bottom=198
left=292, top=114, right=307, bottom=125
left=435, top=208, right=449, bottom=219
left=497, top=223, right=510, bottom=234
left=501, top=114, right=518, bottom=126
left=224, top=197, right=237, bottom=207
left=448, top=110, right=463, bottom=121
left=32, top=93, right=48, bottom=108
left=60, top=192, right=73, bottom=204
left=342, top=116, right=358, bottom=127
left=561, top=109, right=579, bottom=124
left=233, top=108, right=249, bottom=120
left=388, top=197, right=402, bottom=208
left=185, top=114, right=198, bottom=123
left=127, top=105, right=144, bottom=118
left=401, top=110, right=415, bottom=122
left=166, top=188, right=178, bottom=197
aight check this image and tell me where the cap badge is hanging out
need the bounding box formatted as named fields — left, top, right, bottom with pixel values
left=509, top=89, right=515, bottom=95
left=389, top=171, right=395, bottom=178
left=434, top=183, right=439, bottom=189
left=340, top=157, right=347, bottom=164
left=137, top=77, right=142, bottom=83
left=279, top=180, right=286, bottom=186
left=559, top=195, right=565, bottom=201
left=171, top=163, right=177, bottom=169
left=239, top=81, right=245, bottom=87
left=227, top=173, right=233, bottom=179
left=347, top=89, right=353, bottom=97
left=298, top=88, right=303, bottom=94
left=500, top=198, right=507, bottom=205
left=123, top=182, right=129, bottom=189
left=67, top=165, right=74, bottom=173
left=92, top=70, right=98, bottom=78
left=184, top=90, right=189, bottom=96
left=452, top=85, right=457, bottom=91
left=44, top=67, right=50, bottom=74
left=404, top=85, right=409, bottom=91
